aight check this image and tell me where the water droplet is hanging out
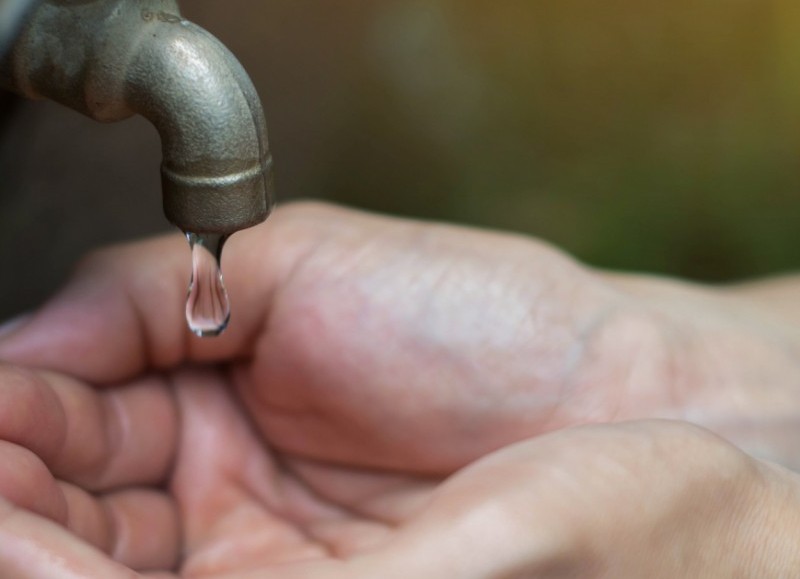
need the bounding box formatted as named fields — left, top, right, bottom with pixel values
left=185, top=232, right=230, bottom=337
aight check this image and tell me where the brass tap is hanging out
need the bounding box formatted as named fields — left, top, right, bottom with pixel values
left=0, top=0, right=273, bottom=234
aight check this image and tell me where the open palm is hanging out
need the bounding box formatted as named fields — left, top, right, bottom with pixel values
left=1, top=365, right=775, bottom=578
left=0, top=363, right=442, bottom=577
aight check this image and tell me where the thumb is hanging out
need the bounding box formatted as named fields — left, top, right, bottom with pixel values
left=0, top=203, right=319, bottom=384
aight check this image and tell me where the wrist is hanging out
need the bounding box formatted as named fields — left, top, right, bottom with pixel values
left=604, top=273, right=800, bottom=469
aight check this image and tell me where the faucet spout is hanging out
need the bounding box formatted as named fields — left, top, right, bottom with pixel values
left=1, top=0, right=273, bottom=234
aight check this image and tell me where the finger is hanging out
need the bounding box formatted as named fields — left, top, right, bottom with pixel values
left=0, top=443, right=180, bottom=572
left=0, top=202, right=328, bottom=384
left=0, top=364, right=177, bottom=491
left=0, top=496, right=140, bottom=579
left=61, top=484, right=180, bottom=572
left=0, top=441, right=67, bottom=523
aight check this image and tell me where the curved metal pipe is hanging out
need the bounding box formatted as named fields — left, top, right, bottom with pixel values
left=0, top=0, right=272, bottom=234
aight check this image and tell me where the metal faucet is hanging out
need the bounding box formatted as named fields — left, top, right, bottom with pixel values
left=0, top=0, right=273, bottom=235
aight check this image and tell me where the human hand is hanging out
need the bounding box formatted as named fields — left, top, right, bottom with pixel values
left=2, top=202, right=800, bottom=576
left=1, top=368, right=797, bottom=578
left=2, top=202, right=799, bottom=472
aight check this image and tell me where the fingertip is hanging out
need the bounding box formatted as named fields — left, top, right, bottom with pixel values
left=0, top=441, right=67, bottom=525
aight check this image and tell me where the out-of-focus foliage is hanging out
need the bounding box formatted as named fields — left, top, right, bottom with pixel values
left=246, top=0, right=799, bottom=281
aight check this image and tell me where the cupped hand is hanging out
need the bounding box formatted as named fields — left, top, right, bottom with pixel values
left=4, top=203, right=798, bottom=475
left=2, top=202, right=800, bottom=576
left=0, top=366, right=797, bottom=577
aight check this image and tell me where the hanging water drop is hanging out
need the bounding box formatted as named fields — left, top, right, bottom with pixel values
left=185, top=232, right=230, bottom=337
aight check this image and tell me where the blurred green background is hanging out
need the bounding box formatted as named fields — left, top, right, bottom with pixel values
left=1, top=0, right=799, bottom=318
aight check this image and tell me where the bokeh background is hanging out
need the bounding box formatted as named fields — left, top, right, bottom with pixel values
left=1, top=0, right=799, bottom=319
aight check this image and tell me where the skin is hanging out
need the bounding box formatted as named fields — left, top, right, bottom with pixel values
left=0, top=201, right=800, bottom=577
